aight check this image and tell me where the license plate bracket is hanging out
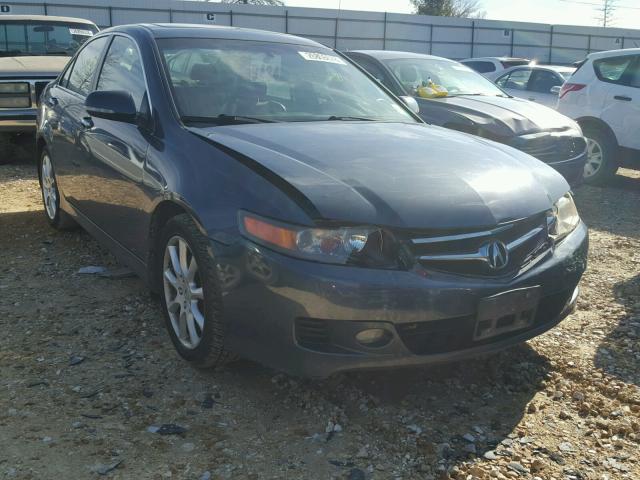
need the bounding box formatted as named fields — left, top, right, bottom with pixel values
left=474, top=286, right=541, bottom=341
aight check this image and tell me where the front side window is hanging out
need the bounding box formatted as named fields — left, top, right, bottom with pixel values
left=528, top=70, right=563, bottom=93
left=496, top=69, right=532, bottom=91
left=97, top=36, right=147, bottom=111
left=158, top=38, right=415, bottom=124
left=67, top=36, right=109, bottom=96
left=594, top=55, right=635, bottom=85
left=385, top=58, right=506, bottom=97
left=0, top=21, right=98, bottom=56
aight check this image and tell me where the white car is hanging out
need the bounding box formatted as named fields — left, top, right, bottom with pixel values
left=491, top=65, right=576, bottom=109
left=460, top=57, right=530, bottom=76
left=557, top=48, right=640, bottom=184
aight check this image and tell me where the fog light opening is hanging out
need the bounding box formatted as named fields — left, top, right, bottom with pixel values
left=355, top=328, right=392, bottom=348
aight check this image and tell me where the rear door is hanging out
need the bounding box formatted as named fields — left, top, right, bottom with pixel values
left=597, top=54, right=640, bottom=150
left=50, top=35, right=110, bottom=203
left=79, top=34, right=153, bottom=258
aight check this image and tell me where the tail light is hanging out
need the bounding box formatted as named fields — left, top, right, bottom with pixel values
left=559, top=83, right=586, bottom=99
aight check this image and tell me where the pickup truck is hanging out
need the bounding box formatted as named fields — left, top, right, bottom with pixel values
left=0, top=15, right=98, bottom=163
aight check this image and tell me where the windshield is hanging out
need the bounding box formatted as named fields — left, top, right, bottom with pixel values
left=158, top=38, right=415, bottom=124
left=0, top=21, right=98, bottom=56
left=385, top=58, right=506, bottom=97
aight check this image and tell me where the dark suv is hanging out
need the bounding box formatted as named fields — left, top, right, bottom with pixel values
left=0, top=15, right=98, bottom=163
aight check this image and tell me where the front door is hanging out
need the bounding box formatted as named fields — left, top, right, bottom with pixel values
left=79, top=35, right=153, bottom=259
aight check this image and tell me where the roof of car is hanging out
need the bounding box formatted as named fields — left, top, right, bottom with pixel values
left=347, top=50, right=454, bottom=62
left=587, top=48, right=640, bottom=60
left=112, top=23, right=321, bottom=47
left=0, top=14, right=97, bottom=25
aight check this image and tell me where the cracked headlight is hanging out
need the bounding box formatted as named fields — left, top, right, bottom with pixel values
left=548, top=193, right=580, bottom=242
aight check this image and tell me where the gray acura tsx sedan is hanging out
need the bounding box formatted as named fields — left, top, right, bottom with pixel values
left=36, top=24, right=588, bottom=377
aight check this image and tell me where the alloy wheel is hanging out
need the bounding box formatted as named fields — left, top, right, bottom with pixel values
left=584, top=137, right=604, bottom=179
left=41, top=154, right=58, bottom=220
left=163, top=236, right=205, bottom=349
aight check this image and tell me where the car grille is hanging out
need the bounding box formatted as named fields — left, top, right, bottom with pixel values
left=510, top=134, right=586, bottom=163
left=397, top=287, right=574, bottom=355
left=406, top=213, right=552, bottom=277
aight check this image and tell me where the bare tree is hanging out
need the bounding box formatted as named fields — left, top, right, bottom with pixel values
left=219, top=0, right=284, bottom=5
left=411, top=0, right=485, bottom=18
left=596, top=0, right=616, bottom=27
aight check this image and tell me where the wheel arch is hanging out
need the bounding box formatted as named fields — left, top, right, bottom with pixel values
left=575, top=116, right=618, bottom=146
left=35, top=136, right=48, bottom=185
left=147, top=198, right=207, bottom=293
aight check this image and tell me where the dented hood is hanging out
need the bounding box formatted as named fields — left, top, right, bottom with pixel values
left=192, top=122, right=569, bottom=230
left=418, top=94, right=578, bottom=137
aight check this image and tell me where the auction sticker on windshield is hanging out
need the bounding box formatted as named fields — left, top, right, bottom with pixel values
left=69, top=28, right=94, bottom=36
left=298, top=51, right=346, bottom=65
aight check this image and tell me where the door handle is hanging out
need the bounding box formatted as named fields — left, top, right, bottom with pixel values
left=614, top=95, right=632, bottom=101
left=81, top=117, right=94, bottom=129
left=46, top=97, right=58, bottom=107
left=528, top=97, right=536, bottom=101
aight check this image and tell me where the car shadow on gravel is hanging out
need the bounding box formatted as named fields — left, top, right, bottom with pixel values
left=223, top=343, right=551, bottom=471
left=594, top=273, right=640, bottom=387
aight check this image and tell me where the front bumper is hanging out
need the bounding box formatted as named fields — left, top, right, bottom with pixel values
left=215, top=222, right=588, bottom=377
left=547, top=150, right=587, bottom=188
left=0, top=108, right=37, bottom=132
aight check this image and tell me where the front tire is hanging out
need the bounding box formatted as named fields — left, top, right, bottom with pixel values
left=159, top=214, right=234, bottom=368
left=39, top=149, right=76, bottom=230
left=581, top=124, right=618, bottom=186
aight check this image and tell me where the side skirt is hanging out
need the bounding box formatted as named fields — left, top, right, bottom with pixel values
left=60, top=195, right=150, bottom=286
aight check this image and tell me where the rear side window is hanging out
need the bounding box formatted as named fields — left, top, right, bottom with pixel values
left=463, top=61, right=495, bottom=73
left=594, top=55, right=635, bottom=84
left=627, top=57, right=640, bottom=88
left=66, top=36, right=109, bottom=96
left=496, top=69, right=532, bottom=90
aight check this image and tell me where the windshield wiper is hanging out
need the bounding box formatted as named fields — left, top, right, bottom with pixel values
left=327, top=115, right=377, bottom=121
left=182, top=114, right=278, bottom=125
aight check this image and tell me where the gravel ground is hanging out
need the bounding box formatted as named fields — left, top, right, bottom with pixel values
left=1, top=155, right=638, bottom=480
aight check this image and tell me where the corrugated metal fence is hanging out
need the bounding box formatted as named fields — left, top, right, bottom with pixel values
left=3, top=0, right=640, bottom=64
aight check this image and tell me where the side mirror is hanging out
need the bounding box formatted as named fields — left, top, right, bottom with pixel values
left=399, top=95, right=420, bottom=114
left=85, top=90, right=137, bottom=123
left=550, top=85, right=562, bottom=95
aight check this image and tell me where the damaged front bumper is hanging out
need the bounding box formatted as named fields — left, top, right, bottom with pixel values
left=214, top=222, right=588, bottom=378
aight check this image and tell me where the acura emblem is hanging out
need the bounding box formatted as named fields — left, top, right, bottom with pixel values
left=486, top=240, right=509, bottom=270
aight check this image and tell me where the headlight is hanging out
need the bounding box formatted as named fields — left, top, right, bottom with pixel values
left=0, top=82, right=29, bottom=94
left=548, top=193, right=580, bottom=242
left=0, top=82, right=30, bottom=108
left=239, top=211, right=402, bottom=267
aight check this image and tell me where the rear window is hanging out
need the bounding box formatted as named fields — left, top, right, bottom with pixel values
left=462, top=61, right=496, bottom=74
left=501, top=60, right=530, bottom=68
left=593, top=55, right=635, bottom=84
left=0, top=20, right=98, bottom=56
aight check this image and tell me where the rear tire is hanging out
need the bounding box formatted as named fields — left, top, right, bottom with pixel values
left=0, top=133, right=17, bottom=165
left=581, top=124, right=618, bottom=186
left=39, top=149, right=77, bottom=230
left=158, top=214, right=235, bottom=368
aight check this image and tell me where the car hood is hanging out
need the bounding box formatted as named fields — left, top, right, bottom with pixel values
left=0, top=56, right=69, bottom=77
left=420, top=94, right=576, bottom=136
left=192, top=122, right=569, bottom=230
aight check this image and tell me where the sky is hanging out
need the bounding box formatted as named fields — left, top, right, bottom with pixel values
left=285, top=0, right=640, bottom=30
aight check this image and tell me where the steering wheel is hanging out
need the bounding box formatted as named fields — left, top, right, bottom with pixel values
left=265, top=100, right=287, bottom=113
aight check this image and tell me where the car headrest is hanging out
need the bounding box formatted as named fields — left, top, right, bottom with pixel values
left=190, top=63, right=218, bottom=83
